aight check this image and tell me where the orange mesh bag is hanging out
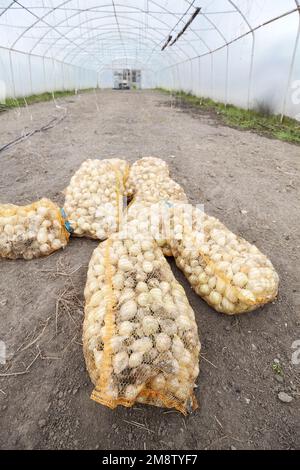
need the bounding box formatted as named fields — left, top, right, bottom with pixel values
left=83, top=224, right=200, bottom=414
left=64, top=158, right=129, bottom=240
left=0, top=198, right=70, bottom=260
left=165, top=203, right=279, bottom=315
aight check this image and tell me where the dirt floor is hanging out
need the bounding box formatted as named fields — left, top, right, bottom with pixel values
left=0, top=90, right=299, bottom=450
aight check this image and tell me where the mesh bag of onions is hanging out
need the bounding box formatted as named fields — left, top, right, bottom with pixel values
left=125, top=157, right=188, bottom=256
left=0, top=198, right=70, bottom=260
left=64, top=158, right=129, bottom=240
left=125, top=157, right=170, bottom=199
left=165, top=203, right=279, bottom=315
left=83, top=224, right=200, bottom=414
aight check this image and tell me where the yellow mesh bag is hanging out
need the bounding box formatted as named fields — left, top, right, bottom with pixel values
left=64, top=158, right=129, bottom=240
left=0, top=198, right=70, bottom=260
left=146, top=202, right=279, bottom=315
left=83, top=225, right=200, bottom=414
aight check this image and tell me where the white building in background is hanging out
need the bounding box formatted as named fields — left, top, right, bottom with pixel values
left=113, top=69, right=142, bottom=90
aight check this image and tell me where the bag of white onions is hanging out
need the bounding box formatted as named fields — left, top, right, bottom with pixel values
left=166, top=204, right=279, bottom=315
left=64, top=158, right=129, bottom=240
left=125, top=157, right=170, bottom=199
left=0, top=198, right=70, bottom=260
left=83, top=226, right=200, bottom=414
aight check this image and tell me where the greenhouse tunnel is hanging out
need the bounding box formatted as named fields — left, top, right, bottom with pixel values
left=0, top=0, right=299, bottom=118
left=1, top=0, right=300, bottom=454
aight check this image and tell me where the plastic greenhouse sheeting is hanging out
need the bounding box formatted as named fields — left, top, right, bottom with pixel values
left=0, top=0, right=299, bottom=119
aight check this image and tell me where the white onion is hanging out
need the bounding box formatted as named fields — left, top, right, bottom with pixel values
left=137, top=292, right=150, bottom=307
left=124, top=384, right=140, bottom=400
left=142, top=261, right=153, bottom=273
left=233, top=272, right=248, bottom=288
left=113, top=351, right=129, bottom=374
left=136, top=281, right=148, bottom=293
left=155, top=333, right=171, bottom=352
left=142, top=316, right=159, bottom=335
left=129, top=352, right=144, bottom=368
left=131, top=337, right=153, bottom=354
left=151, top=374, right=166, bottom=391
left=118, top=257, right=133, bottom=272
left=119, top=300, right=137, bottom=320
left=118, top=321, right=135, bottom=336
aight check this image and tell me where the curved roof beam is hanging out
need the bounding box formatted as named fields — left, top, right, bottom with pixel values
left=28, top=2, right=195, bottom=55
left=10, top=0, right=103, bottom=70
left=159, top=4, right=299, bottom=71
left=64, top=32, right=176, bottom=72
left=32, top=7, right=194, bottom=68
left=40, top=19, right=190, bottom=75
left=144, top=0, right=211, bottom=66
left=57, top=18, right=190, bottom=66
left=0, top=1, right=14, bottom=20
left=65, top=38, right=164, bottom=61
left=26, top=1, right=208, bottom=70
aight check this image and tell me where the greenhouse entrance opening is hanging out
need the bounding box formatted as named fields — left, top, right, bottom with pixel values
left=113, top=69, right=142, bottom=90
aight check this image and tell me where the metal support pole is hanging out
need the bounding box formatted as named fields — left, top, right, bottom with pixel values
left=281, top=1, right=300, bottom=122
left=190, top=60, right=193, bottom=94
left=225, top=46, right=229, bottom=107
left=9, top=50, right=16, bottom=99
left=61, top=62, right=65, bottom=91
left=210, top=55, right=214, bottom=100
left=28, top=55, right=33, bottom=95
left=198, top=57, right=202, bottom=98
left=43, top=56, right=47, bottom=93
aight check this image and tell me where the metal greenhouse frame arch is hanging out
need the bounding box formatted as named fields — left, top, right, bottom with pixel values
left=0, top=0, right=299, bottom=119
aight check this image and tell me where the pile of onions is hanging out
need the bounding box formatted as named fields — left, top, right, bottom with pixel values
left=64, top=158, right=129, bottom=239
left=0, top=198, right=69, bottom=260
left=83, top=225, right=200, bottom=413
